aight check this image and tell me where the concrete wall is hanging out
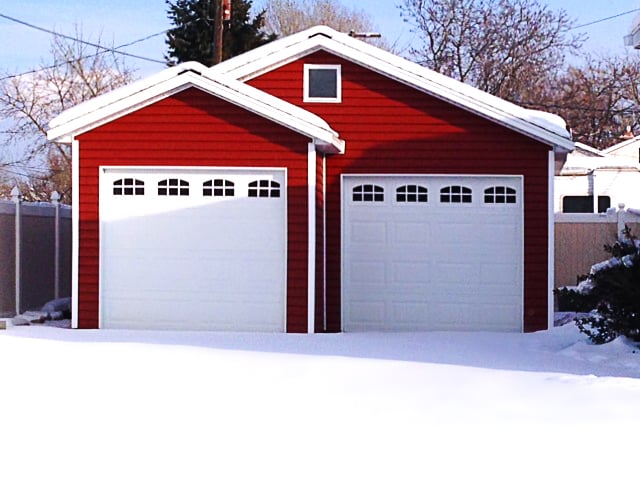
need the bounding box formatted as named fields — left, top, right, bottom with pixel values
left=0, top=200, right=72, bottom=317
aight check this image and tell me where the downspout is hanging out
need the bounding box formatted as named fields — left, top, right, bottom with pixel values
left=307, top=142, right=316, bottom=334
left=548, top=150, right=556, bottom=330
left=322, top=154, right=327, bottom=333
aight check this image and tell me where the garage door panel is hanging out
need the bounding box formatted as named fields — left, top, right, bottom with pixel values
left=100, top=168, right=286, bottom=331
left=343, top=175, right=523, bottom=332
left=392, top=262, right=431, bottom=284
left=393, top=222, right=431, bottom=244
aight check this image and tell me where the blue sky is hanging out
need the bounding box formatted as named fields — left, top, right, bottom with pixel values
left=1, top=0, right=639, bottom=78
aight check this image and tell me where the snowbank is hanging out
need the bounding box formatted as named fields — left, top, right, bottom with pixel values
left=1, top=324, right=638, bottom=480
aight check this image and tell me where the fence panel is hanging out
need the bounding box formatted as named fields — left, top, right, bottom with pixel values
left=0, top=197, right=72, bottom=317
left=554, top=209, right=640, bottom=289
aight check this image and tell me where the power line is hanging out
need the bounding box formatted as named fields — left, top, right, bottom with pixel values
left=571, top=8, right=640, bottom=30
left=0, top=12, right=165, bottom=65
left=0, top=28, right=168, bottom=82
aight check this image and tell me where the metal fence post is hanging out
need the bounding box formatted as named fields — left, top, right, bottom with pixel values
left=51, top=191, right=61, bottom=299
left=11, top=186, right=22, bottom=315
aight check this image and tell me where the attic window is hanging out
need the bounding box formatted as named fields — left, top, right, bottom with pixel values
left=304, top=64, right=341, bottom=103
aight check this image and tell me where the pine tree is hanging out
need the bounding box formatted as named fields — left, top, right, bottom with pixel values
left=165, top=0, right=277, bottom=67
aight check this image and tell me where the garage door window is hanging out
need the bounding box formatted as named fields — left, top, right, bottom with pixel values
left=158, top=179, right=189, bottom=196
left=440, top=185, right=472, bottom=203
left=113, top=178, right=144, bottom=196
left=396, top=185, right=428, bottom=203
left=203, top=179, right=235, bottom=197
left=353, top=184, right=384, bottom=202
left=248, top=180, right=280, bottom=198
left=484, top=186, right=517, bottom=204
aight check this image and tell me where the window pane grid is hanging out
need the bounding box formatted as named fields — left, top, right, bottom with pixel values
left=396, top=185, right=428, bottom=203
left=203, top=179, right=235, bottom=197
left=248, top=180, right=281, bottom=198
left=440, top=185, right=472, bottom=203
left=353, top=184, right=384, bottom=202
left=484, top=186, right=516, bottom=204
left=113, top=178, right=144, bottom=196
left=158, top=179, right=189, bottom=196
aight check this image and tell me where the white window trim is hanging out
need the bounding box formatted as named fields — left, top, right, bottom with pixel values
left=303, top=64, right=342, bottom=103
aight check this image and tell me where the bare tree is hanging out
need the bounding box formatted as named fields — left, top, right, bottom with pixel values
left=264, top=0, right=386, bottom=46
left=399, top=0, right=584, bottom=101
left=523, top=55, right=640, bottom=150
left=0, top=31, right=134, bottom=203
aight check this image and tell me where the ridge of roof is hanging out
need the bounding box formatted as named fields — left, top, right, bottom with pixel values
left=212, top=26, right=574, bottom=152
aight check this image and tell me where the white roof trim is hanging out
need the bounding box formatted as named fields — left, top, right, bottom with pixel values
left=602, top=136, right=640, bottom=154
left=213, top=26, right=574, bottom=152
left=573, top=142, right=606, bottom=157
left=47, top=62, right=344, bottom=154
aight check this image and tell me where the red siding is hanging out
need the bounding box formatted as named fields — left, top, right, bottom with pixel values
left=249, top=51, right=552, bottom=332
left=76, top=87, right=311, bottom=332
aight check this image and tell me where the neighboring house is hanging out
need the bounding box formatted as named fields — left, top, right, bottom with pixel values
left=555, top=139, right=640, bottom=213
left=47, top=26, right=573, bottom=333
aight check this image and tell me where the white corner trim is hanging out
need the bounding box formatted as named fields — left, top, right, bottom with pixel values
left=307, top=142, right=317, bottom=334
left=71, top=139, right=80, bottom=329
left=548, top=150, right=555, bottom=330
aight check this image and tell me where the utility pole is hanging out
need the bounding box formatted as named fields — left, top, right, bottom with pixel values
left=212, top=0, right=223, bottom=65
left=212, top=0, right=231, bottom=65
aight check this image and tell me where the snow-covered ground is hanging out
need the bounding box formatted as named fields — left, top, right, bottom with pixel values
left=1, top=323, right=639, bottom=480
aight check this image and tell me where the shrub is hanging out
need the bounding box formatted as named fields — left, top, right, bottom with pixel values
left=565, top=226, right=640, bottom=344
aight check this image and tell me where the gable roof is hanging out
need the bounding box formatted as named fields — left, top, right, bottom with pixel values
left=602, top=136, right=640, bottom=155
left=212, top=26, right=574, bottom=152
left=47, top=62, right=345, bottom=154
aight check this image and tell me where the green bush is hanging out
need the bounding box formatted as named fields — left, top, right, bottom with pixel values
left=565, top=226, right=640, bottom=344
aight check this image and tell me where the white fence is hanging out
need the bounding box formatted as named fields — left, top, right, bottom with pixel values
left=554, top=204, right=640, bottom=289
left=0, top=189, right=72, bottom=317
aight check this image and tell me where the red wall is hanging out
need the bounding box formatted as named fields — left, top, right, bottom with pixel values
left=76, top=87, right=312, bottom=332
left=249, top=51, right=552, bottom=332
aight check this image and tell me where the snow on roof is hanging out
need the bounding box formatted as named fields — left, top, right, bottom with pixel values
left=602, top=136, right=640, bottom=155
left=48, top=62, right=344, bottom=154
left=212, top=25, right=574, bottom=152
left=572, top=142, right=606, bottom=157
left=560, top=140, right=640, bottom=174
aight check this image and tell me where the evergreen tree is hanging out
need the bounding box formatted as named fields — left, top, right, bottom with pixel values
left=165, top=0, right=277, bottom=67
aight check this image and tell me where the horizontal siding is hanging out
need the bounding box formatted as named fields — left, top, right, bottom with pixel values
left=77, top=87, right=310, bottom=332
left=250, top=50, right=552, bottom=332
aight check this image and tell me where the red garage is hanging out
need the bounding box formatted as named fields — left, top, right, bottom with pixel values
left=48, top=26, right=573, bottom=333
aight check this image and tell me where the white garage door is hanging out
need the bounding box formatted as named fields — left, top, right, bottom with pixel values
left=100, top=167, right=286, bottom=331
left=343, top=175, right=523, bottom=332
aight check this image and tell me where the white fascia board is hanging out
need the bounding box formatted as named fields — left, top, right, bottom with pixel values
left=602, top=136, right=640, bottom=154
left=48, top=69, right=344, bottom=153
left=574, top=142, right=606, bottom=157
left=214, top=27, right=574, bottom=152
left=49, top=62, right=209, bottom=130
